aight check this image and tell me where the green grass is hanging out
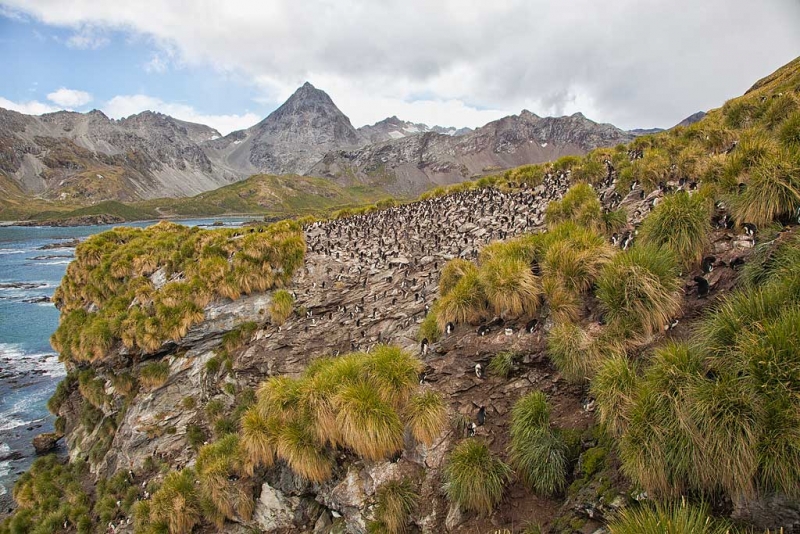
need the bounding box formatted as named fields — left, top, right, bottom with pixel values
left=148, top=469, right=201, bottom=534
left=596, top=245, right=682, bottom=338
left=508, top=392, right=568, bottom=496
left=545, top=183, right=604, bottom=229
left=439, top=258, right=479, bottom=297
left=194, top=434, right=253, bottom=526
left=478, top=256, right=541, bottom=319
left=729, top=149, right=800, bottom=226
left=51, top=219, right=305, bottom=362
left=488, top=351, right=517, bottom=379
left=638, top=191, right=711, bottom=269
left=436, top=270, right=487, bottom=329
left=269, top=289, right=294, bottom=325
left=591, top=353, right=638, bottom=437
left=371, top=479, right=419, bottom=534
left=138, top=361, right=170, bottom=390
left=444, top=439, right=511, bottom=515
left=607, top=500, right=734, bottom=534
left=405, top=391, right=447, bottom=446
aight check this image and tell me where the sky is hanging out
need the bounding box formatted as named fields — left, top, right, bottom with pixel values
left=0, top=1, right=798, bottom=136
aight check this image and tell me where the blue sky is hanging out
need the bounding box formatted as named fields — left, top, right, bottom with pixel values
left=0, top=1, right=798, bottom=134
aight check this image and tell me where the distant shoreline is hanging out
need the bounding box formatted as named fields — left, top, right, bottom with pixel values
left=0, top=212, right=274, bottom=228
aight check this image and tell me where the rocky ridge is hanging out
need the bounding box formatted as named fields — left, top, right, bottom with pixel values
left=310, top=111, right=635, bottom=196
left=47, top=166, right=777, bottom=533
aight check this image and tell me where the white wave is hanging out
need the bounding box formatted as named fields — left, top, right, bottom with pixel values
left=0, top=248, right=26, bottom=255
left=29, top=260, right=72, bottom=265
left=0, top=443, right=9, bottom=455
left=0, top=416, right=30, bottom=433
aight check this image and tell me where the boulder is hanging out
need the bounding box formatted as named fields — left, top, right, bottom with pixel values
left=32, top=432, right=62, bottom=454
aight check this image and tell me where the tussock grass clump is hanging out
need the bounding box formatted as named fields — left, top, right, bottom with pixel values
left=268, top=289, right=294, bottom=325
left=547, top=323, right=621, bottom=383
left=418, top=306, right=441, bottom=342
left=370, top=479, right=419, bottom=534
left=479, top=256, right=541, bottom=319
left=436, top=271, right=486, bottom=328
left=638, top=191, right=711, bottom=269
left=779, top=110, right=800, bottom=148
left=148, top=469, right=201, bottom=534
left=405, top=391, right=447, bottom=446
left=729, top=151, right=800, bottom=227
left=51, top=220, right=305, bottom=362
left=607, top=500, right=734, bottom=534
left=444, top=439, right=511, bottom=515
left=504, top=164, right=546, bottom=187
left=138, top=361, right=170, bottom=390
left=591, top=353, right=638, bottom=437
left=439, top=258, right=479, bottom=297
left=545, top=183, right=603, bottom=229
left=77, top=369, right=108, bottom=409
left=243, top=347, right=438, bottom=482
left=508, top=392, right=567, bottom=496
left=195, top=434, right=253, bottom=527
left=335, top=381, right=404, bottom=461
left=488, top=351, right=517, bottom=379
left=596, top=245, right=682, bottom=338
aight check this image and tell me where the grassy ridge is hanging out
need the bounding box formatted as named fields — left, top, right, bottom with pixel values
left=0, top=173, right=391, bottom=223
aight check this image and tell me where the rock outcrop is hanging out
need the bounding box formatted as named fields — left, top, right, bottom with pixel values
left=310, top=110, right=635, bottom=195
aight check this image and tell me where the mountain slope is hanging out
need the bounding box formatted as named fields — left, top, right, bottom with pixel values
left=203, top=82, right=367, bottom=177
left=358, top=115, right=472, bottom=143
left=311, top=110, right=635, bottom=195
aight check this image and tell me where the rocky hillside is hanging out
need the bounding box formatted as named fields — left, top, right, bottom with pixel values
left=310, top=110, right=635, bottom=195
left=357, top=116, right=471, bottom=143
left=1, top=83, right=638, bottom=215
left=4, top=54, right=800, bottom=534
left=204, top=83, right=366, bottom=178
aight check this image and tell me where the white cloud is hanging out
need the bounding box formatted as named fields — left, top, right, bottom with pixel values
left=65, top=25, right=109, bottom=49
left=2, top=0, right=800, bottom=129
left=144, top=53, right=168, bottom=73
left=46, top=87, right=92, bottom=108
left=103, top=94, right=260, bottom=135
left=0, top=96, right=59, bottom=115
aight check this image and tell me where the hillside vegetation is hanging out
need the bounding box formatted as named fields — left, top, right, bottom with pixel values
left=3, top=56, right=800, bottom=534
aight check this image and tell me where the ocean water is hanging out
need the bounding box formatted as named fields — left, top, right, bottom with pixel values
left=0, top=217, right=256, bottom=508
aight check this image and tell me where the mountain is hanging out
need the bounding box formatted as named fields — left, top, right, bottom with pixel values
left=204, top=82, right=366, bottom=177
left=629, top=111, right=708, bottom=136
left=0, top=107, right=228, bottom=201
left=311, top=110, right=635, bottom=195
left=675, top=111, right=707, bottom=128
left=0, top=82, right=634, bottom=214
left=357, top=115, right=472, bottom=143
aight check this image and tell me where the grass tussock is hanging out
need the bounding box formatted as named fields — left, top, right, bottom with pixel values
left=508, top=392, right=568, bottom=496
left=439, top=258, right=479, bottom=297
left=638, top=191, right=711, bottom=269
left=607, top=499, right=734, bottom=534
left=596, top=245, right=682, bottom=338
left=545, top=183, right=603, bottom=230
left=148, top=469, right=201, bottom=534
left=243, top=347, right=437, bottom=482
left=269, top=289, right=294, bottom=325
left=444, top=439, right=511, bottom=515
left=405, top=391, right=447, bottom=446
left=547, top=323, right=622, bottom=383
left=729, top=150, right=800, bottom=227
left=488, top=351, right=517, bottom=379
left=138, top=361, right=170, bottom=390
left=590, top=353, right=638, bottom=437
left=370, top=479, right=419, bottom=534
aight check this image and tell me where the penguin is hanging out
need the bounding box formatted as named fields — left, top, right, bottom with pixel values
left=743, top=223, right=757, bottom=237
left=467, top=422, right=477, bottom=437
left=477, top=325, right=490, bottom=336
left=420, top=338, right=429, bottom=355
left=525, top=319, right=538, bottom=333
left=694, top=276, right=710, bottom=298
left=701, top=256, right=716, bottom=274
left=729, top=257, right=746, bottom=269
left=418, top=372, right=426, bottom=385
left=664, top=318, right=679, bottom=331
left=477, top=406, right=486, bottom=426
left=446, top=322, right=455, bottom=335
left=475, top=363, right=484, bottom=379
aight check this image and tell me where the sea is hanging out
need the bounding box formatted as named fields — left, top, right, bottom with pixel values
left=0, top=217, right=257, bottom=511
